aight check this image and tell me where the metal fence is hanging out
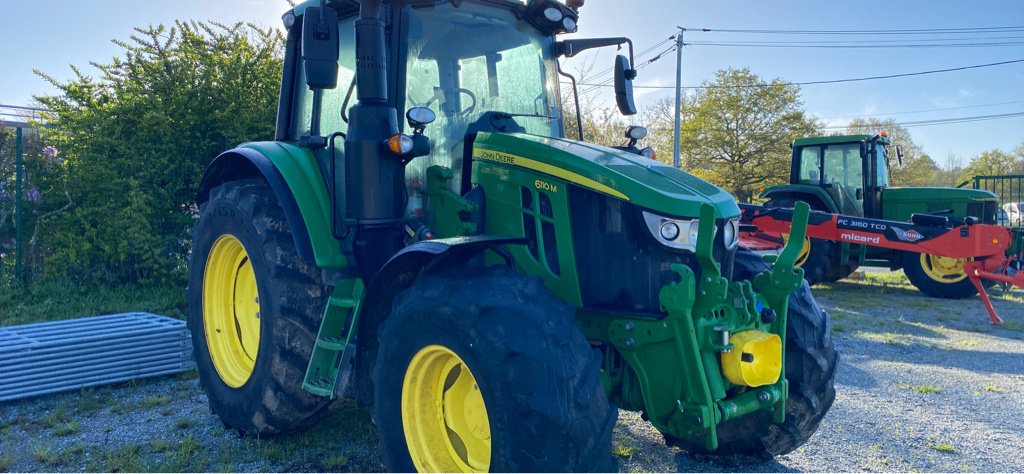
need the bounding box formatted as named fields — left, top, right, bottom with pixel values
left=1, top=104, right=51, bottom=285
left=957, top=174, right=1024, bottom=227
left=0, top=312, right=194, bottom=402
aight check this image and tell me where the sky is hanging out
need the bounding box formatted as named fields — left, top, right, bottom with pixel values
left=2, top=0, right=1023, bottom=162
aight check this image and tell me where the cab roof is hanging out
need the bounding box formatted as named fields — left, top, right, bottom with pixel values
left=793, top=134, right=871, bottom=147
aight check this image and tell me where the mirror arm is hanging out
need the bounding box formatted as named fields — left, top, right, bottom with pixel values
left=557, top=37, right=635, bottom=65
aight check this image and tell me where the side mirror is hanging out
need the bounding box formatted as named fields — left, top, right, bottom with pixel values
left=406, top=107, right=436, bottom=129
left=302, top=7, right=339, bottom=89
left=613, top=54, right=637, bottom=116
left=859, top=140, right=868, bottom=158
left=896, top=145, right=905, bottom=166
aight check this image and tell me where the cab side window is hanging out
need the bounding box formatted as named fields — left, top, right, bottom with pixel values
left=798, top=146, right=821, bottom=184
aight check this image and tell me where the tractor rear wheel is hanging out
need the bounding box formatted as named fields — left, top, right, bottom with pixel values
left=767, top=198, right=856, bottom=285
left=902, top=252, right=979, bottom=299
left=188, top=179, right=332, bottom=435
left=372, top=267, right=617, bottom=473
left=665, top=248, right=837, bottom=463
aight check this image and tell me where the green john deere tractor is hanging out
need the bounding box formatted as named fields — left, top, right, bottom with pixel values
left=761, top=133, right=999, bottom=298
left=188, top=0, right=836, bottom=471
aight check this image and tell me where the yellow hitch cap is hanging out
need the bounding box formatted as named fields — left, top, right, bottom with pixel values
left=721, top=330, right=783, bottom=387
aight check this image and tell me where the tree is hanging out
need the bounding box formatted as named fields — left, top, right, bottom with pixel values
left=34, top=21, right=284, bottom=284
left=961, top=149, right=1023, bottom=181
left=845, top=117, right=939, bottom=187
left=678, top=68, right=820, bottom=202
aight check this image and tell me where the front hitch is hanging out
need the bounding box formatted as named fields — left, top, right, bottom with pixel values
left=606, top=202, right=812, bottom=450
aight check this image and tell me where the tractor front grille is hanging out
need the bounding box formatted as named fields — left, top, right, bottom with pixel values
left=569, top=186, right=735, bottom=314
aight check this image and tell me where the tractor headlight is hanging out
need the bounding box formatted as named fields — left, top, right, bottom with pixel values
left=643, top=211, right=709, bottom=252
left=643, top=212, right=740, bottom=252
left=723, top=218, right=739, bottom=250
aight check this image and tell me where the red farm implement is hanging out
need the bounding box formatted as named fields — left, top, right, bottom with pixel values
left=740, top=203, right=1023, bottom=324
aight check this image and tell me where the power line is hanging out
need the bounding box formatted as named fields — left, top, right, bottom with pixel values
left=679, top=35, right=1024, bottom=45
left=578, top=43, right=679, bottom=95
left=573, top=58, right=1024, bottom=90
left=685, top=40, right=1024, bottom=49
left=579, top=35, right=677, bottom=84
left=815, top=99, right=1024, bottom=120
left=680, top=26, right=1024, bottom=36
left=822, top=111, right=1024, bottom=130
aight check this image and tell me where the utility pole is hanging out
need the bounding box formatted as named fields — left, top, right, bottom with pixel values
left=672, top=27, right=684, bottom=169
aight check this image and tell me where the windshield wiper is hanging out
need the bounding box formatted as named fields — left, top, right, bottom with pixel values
left=492, top=112, right=555, bottom=120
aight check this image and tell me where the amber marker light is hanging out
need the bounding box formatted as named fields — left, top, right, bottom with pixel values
left=387, top=134, right=414, bottom=155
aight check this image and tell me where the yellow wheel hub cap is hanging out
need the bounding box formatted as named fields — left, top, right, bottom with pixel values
left=920, top=253, right=968, bottom=283
left=202, top=234, right=261, bottom=388
left=402, top=345, right=491, bottom=473
left=781, top=233, right=811, bottom=268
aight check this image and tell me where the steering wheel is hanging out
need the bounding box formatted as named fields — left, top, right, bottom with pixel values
left=425, top=88, right=477, bottom=116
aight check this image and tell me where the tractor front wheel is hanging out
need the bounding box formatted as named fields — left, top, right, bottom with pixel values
left=187, top=179, right=332, bottom=435
left=372, top=267, right=617, bottom=473
left=665, top=248, right=838, bottom=463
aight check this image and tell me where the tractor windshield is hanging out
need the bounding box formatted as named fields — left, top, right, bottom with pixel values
left=402, top=2, right=562, bottom=219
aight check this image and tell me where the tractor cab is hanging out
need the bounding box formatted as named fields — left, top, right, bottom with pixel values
left=401, top=1, right=567, bottom=212
left=789, top=133, right=891, bottom=218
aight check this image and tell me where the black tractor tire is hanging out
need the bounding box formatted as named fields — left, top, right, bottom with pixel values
left=765, top=198, right=856, bottom=285
left=665, top=248, right=838, bottom=463
left=187, top=179, right=332, bottom=435
left=372, top=266, right=617, bottom=473
left=901, top=252, right=980, bottom=299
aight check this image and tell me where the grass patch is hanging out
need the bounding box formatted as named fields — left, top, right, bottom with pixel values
left=1001, top=320, right=1024, bottom=332
left=324, top=454, right=350, bottom=470
left=31, top=445, right=60, bottom=466
left=149, top=439, right=172, bottom=453
left=36, top=404, right=69, bottom=429
left=864, top=271, right=914, bottom=288
left=140, top=395, right=172, bottom=408
left=96, top=444, right=144, bottom=472
left=175, top=418, right=193, bottom=430
left=982, top=384, right=1005, bottom=393
left=75, top=388, right=109, bottom=415
left=914, top=385, right=942, bottom=394
left=0, top=279, right=185, bottom=326
left=930, top=442, right=956, bottom=453
left=0, top=452, right=12, bottom=472
left=53, top=420, right=80, bottom=437
left=611, top=444, right=637, bottom=458
left=166, top=435, right=208, bottom=472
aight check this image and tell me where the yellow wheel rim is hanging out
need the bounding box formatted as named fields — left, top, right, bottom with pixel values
left=920, top=253, right=968, bottom=283
left=402, top=345, right=491, bottom=473
left=781, top=233, right=811, bottom=268
left=202, top=234, right=261, bottom=388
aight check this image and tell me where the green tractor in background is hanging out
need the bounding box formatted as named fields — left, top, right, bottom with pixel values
left=187, top=0, right=836, bottom=471
left=761, top=133, right=999, bottom=298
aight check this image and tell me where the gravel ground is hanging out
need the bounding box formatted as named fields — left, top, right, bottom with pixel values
left=1, top=272, right=1022, bottom=472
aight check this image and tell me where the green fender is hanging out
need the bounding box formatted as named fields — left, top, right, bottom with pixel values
left=760, top=184, right=838, bottom=213
left=197, top=140, right=348, bottom=269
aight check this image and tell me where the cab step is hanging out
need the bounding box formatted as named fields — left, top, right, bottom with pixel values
left=302, top=278, right=364, bottom=398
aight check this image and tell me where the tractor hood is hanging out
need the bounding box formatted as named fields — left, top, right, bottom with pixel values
left=473, top=132, right=740, bottom=219
left=883, top=186, right=997, bottom=205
